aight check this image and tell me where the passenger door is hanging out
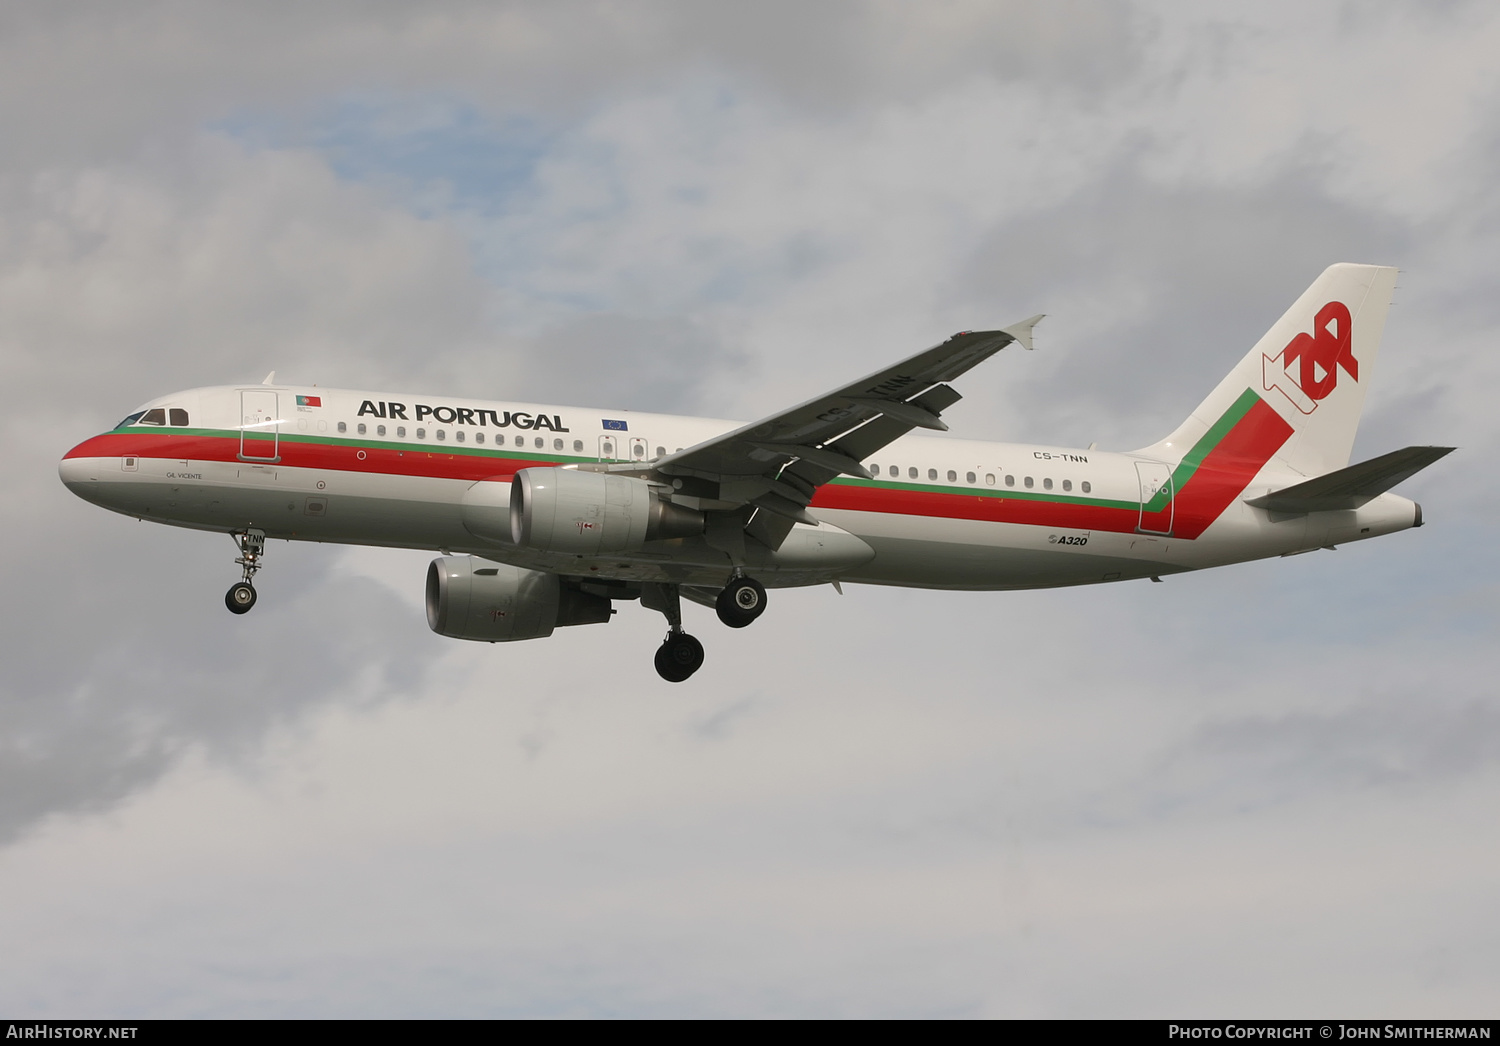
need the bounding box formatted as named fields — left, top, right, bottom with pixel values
left=239, top=390, right=280, bottom=462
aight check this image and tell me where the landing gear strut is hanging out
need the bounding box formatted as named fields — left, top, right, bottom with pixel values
left=715, top=573, right=767, bottom=628
left=644, top=583, right=705, bottom=682
left=225, top=529, right=265, bottom=615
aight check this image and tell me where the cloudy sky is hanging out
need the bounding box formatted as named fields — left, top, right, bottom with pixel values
left=2, top=0, right=1497, bottom=1017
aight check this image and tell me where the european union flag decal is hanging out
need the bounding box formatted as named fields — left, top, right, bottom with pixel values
left=601, top=419, right=628, bottom=431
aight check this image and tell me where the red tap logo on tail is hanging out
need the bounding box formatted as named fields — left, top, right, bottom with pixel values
left=1262, top=301, right=1357, bottom=414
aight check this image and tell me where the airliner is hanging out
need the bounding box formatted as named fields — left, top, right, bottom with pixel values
left=60, top=264, right=1451, bottom=681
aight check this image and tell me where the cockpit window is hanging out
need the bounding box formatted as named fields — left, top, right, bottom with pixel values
left=115, top=406, right=188, bottom=428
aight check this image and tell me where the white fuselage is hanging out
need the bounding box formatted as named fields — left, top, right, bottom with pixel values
left=59, top=383, right=1421, bottom=593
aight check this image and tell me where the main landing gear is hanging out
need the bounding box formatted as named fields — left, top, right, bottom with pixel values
left=715, top=574, right=767, bottom=628
left=643, top=582, right=706, bottom=683
left=643, top=574, right=769, bottom=681
left=225, top=529, right=265, bottom=615
left=655, top=631, right=705, bottom=683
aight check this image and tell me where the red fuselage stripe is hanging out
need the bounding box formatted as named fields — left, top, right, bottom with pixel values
left=1170, top=398, right=1294, bottom=539
left=66, top=398, right=1295, bottom=539
left=65, top=432, right=529, bottom=483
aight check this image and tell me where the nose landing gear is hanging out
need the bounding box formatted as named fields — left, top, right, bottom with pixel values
left=225, top=529, right=265, bottom=615
left=225, top=581, right=257, bottom=613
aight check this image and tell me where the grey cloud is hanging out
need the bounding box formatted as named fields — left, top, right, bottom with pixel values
left=510, top=312, right=747, bottom=415
left=658, top=0, right=1145, bottom=107
left=1129, top=691, right=1500, bottom=825
left=0, top=1, right=1148, bottom=172
left=947, top=164, right=1411, bottom=450
left=0, top=145, right=496, bottom=846
left=0, top=500, right=441, bottom=846
left=0, top=144, right=494, bottom=414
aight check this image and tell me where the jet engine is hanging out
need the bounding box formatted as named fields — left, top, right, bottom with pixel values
left=425, top=555, right=611, bottom=642
left=509, top=467, right=703, bottom=554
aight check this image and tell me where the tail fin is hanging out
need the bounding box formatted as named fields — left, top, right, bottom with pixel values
left=1139, top=263, right=1398, bottom=477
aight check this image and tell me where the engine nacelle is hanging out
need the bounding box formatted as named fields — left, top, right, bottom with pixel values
left=425, top=556, right=611, bottom=642
left=509, top=467, right=703, bottom=554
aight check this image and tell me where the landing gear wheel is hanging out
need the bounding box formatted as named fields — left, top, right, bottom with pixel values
left=715, top=576, right=766, bottom=628
left=227, top=529, right=266, bottom=615
left=225, top=582, right=257, bottom=614
left=654, top=632, right=705, bottom=682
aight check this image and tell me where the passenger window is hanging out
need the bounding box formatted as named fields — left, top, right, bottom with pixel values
left=985, top=473, right=996, bottom=485
left=602, top=441, right=614, bottom=457
left=927, top=468, right=937, bottom=480
left=1081, top=481, right=1091, bottom=494
left=574, top=440, right=584, bottom=452
left=416, top=428, right=426, bottom=439
left=475, top=432, right=484, bottom=444
left=377, top=425, right=386, bottom=436
left=536, top=437, right=545, bottom=450
left=889, top=465, right=900, bottom=477
left=1043, top=478, right=1053, bottom=490
left=1005, top=474, right=1015, bottom=487
left=1062, top=479, right=1072, bottom=492
left=1024, top=476, right=1034, bottom=488
left=397, top=426, right=406, bottom=437
left=356, top=422, right=366, bottom=435
left=966, top=472, right=975, bottom=484
left=168, top=408, right=189, bottom=426
left=437, top=429, right=446, bottom=441
left=947, top=470, right=956, bottom=482
left=455, top=430, right=464, bottom=443
left=870, top=464, right=879, bottom=476
left=560, top=440, right=568, bottom=452
left=908, top=467, right=918, bottom=479
left=337, top=421, right=347, bottom=433
left=139, top=408, right=166, bottom=425
left=656, top=445, right=665, bottom=457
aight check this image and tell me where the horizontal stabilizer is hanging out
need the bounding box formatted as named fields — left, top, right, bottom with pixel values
left=1245, top=445, right=1454, bottom=513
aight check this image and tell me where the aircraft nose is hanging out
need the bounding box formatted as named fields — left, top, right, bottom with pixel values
left=59, top=438, right=117, bottom=504
left=59, top=448, right=98, bottom=493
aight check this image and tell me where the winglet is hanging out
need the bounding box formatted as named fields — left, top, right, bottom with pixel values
left=1000, top=314, right=1045, bottom=351
left=262, top=371, right=276, bottom=385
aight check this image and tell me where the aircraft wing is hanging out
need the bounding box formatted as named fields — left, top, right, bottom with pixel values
left=650, top=315, right=1043, bottom=550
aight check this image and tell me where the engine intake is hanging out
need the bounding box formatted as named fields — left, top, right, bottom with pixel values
left=425, top=556, right=611, bottom=642
left=509, top=467, right=703, bottom=554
